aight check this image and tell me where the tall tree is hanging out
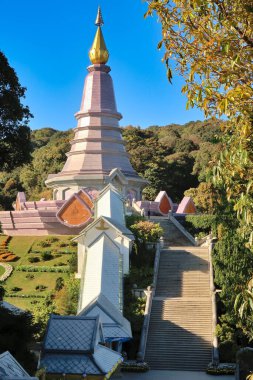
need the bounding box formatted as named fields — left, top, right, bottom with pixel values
left=145, top=0, right=253, bottom=349
left=0, top=51, right=32, bottom=171
left=145, top=0, right=253, bottom=244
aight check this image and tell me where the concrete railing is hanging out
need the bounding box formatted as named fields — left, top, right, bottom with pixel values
left=137, top=242, right=161, bottom=361
left=208, top=238, right=219, bottom=365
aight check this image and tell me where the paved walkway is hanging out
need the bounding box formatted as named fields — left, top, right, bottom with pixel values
left=117, top=370, right=235, bottom=380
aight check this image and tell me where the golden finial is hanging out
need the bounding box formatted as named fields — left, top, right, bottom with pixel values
left=95, top=6, right=104, bottom=26
left=89, top=7, right=109, bottom=64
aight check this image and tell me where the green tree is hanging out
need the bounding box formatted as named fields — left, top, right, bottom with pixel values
left=0, top=51, right=32, bottom=171
left=145, top=0, right=253, bottom=244
left=0, top=306, right=37, bottom=373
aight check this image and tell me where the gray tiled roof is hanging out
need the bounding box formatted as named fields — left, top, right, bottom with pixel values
left=103, top=324, right=131, bottom=340
left=0, top=351, right=38, bottom=379
left=44, top=315, right=98, bottom=353
left=93, top=345, right=123, bottom=373
left=40, top=354, right=102, bottom=375
left=78, top=294, right=132, bottom=340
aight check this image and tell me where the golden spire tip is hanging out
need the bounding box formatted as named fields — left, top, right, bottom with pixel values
left=95, top=6, right=104, bottom=26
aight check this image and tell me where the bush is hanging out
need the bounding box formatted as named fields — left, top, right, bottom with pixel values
left=69, top=241, right=77, bottom=247
left=41, top=252, right=53, bottom=261
left=28, top=257, right=40, bottom=263
left=68, top=254, right=77, bottom=273
left=25, top=274, right=34, bottom=280
left=35, top=285, right=47, bottom=291
left=130, top=221, right=163, bottom=243
left=55, top=277, right=64, bottom=291
left=125, top=215, right=145, bottom=229
left=15, top=265, right=70, bottom=273
left=11, top=287, right=22, bottom=292
left=185, top=214, right=215, bottom=236
left=59, top=242, right=68, bottom=248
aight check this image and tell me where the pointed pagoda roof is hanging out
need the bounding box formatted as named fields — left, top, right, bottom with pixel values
left=45, top=7, right=148, bottom=194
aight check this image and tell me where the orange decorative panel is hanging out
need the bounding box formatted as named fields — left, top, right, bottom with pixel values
left=159, top=196, right=172, bottom=214
left=56, top=189, right=94, bottom=228
left=79, top=191, right=94, bottom=209
left=185, top=202, right=196, bottom=214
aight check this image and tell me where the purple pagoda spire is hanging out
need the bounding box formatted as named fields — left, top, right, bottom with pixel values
left=46, top=7, right=147, bottom=201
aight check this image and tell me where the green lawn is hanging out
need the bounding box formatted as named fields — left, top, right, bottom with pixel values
left=0, top=265, right=5, bottom=276
left=6, top=235, right=76, bottom=266
left=4, top=296, right=41, bottom=311
left=5, top=271, right=69, bottom=296
left=2, top=235, right=77, bottom=311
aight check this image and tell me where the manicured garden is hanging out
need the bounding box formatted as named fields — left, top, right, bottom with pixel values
left=0, top=235, right=77, bottom=310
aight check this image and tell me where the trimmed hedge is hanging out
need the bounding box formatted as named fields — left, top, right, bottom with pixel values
left=5, top=293, right=46, bottom=298
left=15, top=265, right=70, bottom=273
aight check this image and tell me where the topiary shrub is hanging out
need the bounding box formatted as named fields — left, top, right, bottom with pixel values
left=68, top=254, right=77, bottom=273
left=41, top=252, right=53, bottom=261
left=25, top=274, right=34, bottom=280
left=55, top=277, right=65, bottom=291
left=59, top=242, right=68, bottom=248
left=11, top=286, right=22, bottom=292
left=35, top=284, right=47, bottom=291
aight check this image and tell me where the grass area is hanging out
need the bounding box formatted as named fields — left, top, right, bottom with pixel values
left=4, top=296, right=40, bottom=311
left=6, top=235, right=77, bottom=266
left=0, top=265, right=5, bottom=276
left=2, top=235, right=77, bottom=311
left=5, top=271, right=69, bottom=296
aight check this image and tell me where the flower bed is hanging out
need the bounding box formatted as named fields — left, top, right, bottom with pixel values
left=121, top=361, right=150, bottom=372
left=0, top=253, right=18, bottom=262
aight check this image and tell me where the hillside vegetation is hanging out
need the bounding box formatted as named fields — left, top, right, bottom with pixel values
left=0, top=118, right=222, bottom=210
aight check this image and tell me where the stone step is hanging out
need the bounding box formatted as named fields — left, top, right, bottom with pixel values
left=145, top=245, right=213, bottom=371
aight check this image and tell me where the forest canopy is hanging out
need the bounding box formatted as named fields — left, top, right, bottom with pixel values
left=0, top=118, right=222, bottom=210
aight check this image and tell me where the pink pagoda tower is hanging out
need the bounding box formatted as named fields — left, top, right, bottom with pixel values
left=46, top=8, right=147, bottom=201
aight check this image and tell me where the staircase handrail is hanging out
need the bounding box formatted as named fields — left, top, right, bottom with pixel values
left=137, top=242, right=161, bottom=361
left=208, top=238, right=219, bottom=365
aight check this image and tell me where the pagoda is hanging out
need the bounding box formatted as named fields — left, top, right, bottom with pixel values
left=45, top=8, right=147, bottom=202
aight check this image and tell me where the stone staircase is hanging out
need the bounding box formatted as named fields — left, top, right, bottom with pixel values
left=145, top=246, right=213, bottom=371
left=150, top=217, right=193, bottom=246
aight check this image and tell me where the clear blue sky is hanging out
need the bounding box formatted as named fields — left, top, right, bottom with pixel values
left=0, top=0, right=204, bottom=131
